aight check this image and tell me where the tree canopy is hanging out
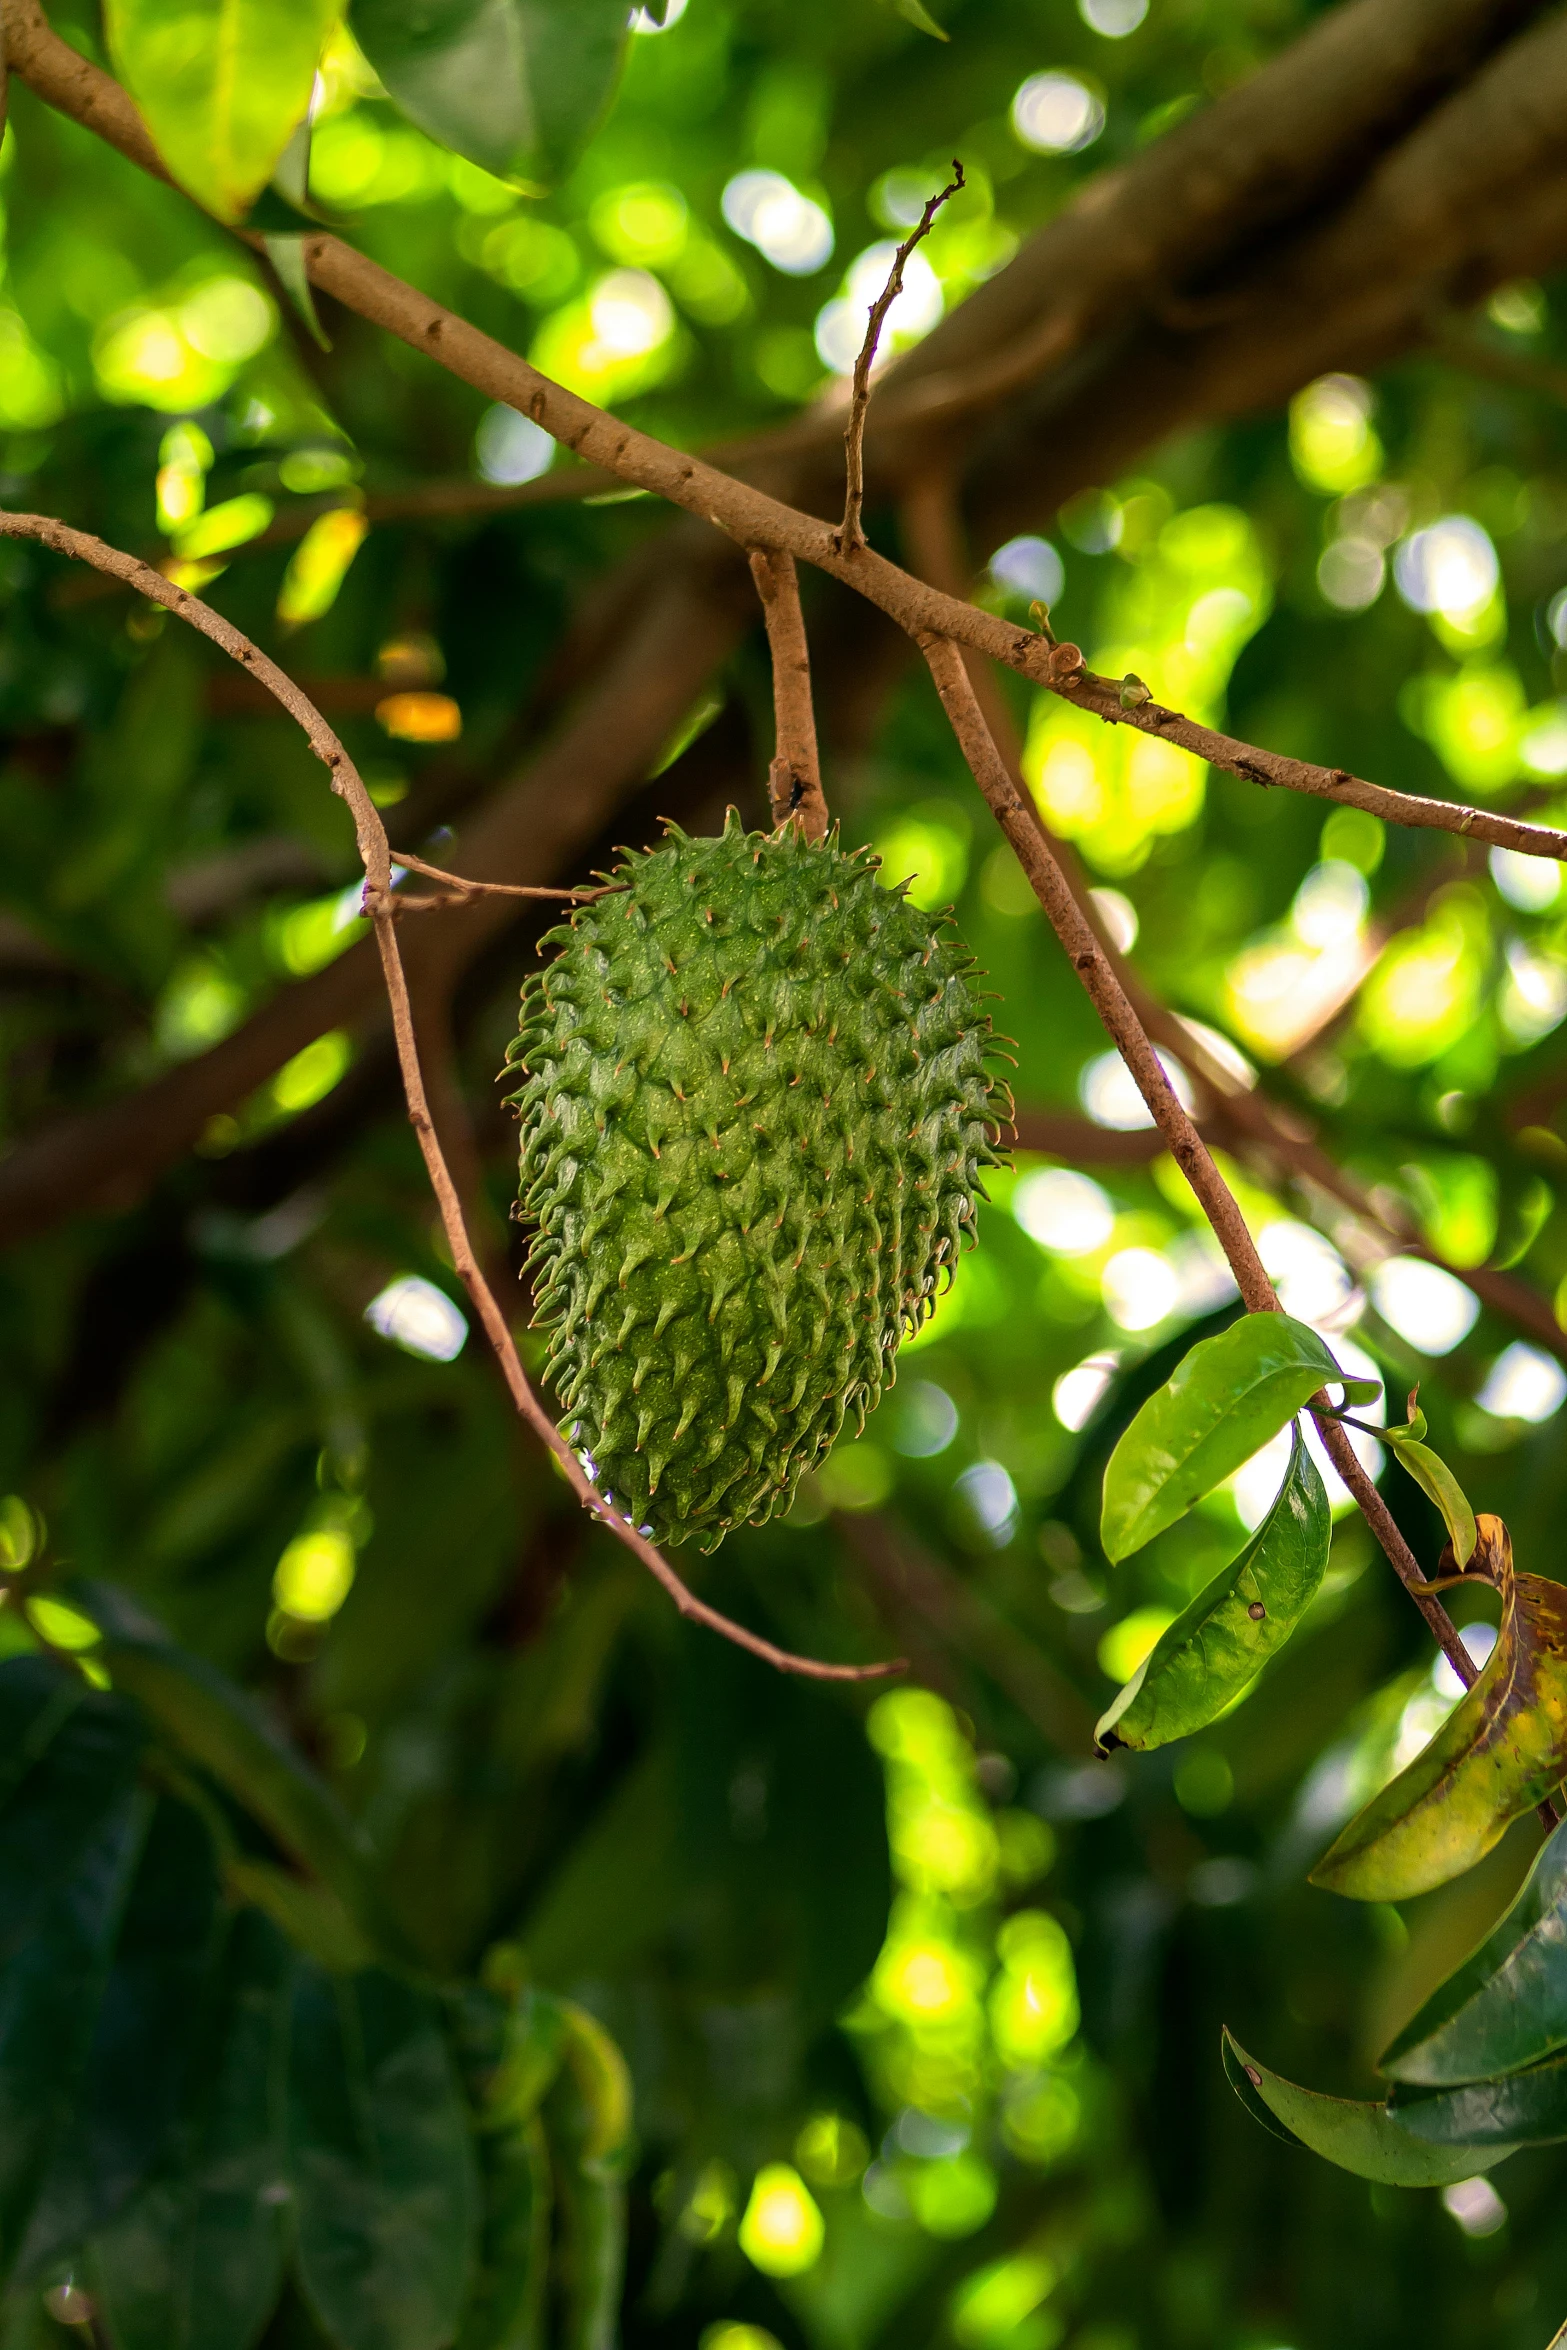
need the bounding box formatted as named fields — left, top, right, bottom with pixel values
left=5, top=1, right=1567, bottom=2347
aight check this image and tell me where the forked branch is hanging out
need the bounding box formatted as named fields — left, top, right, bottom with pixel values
left=0, top=511, right=898, bottom=1688
left=836, top=160, right=964, bottom=558
left=748, top=548, right=827, bottom=838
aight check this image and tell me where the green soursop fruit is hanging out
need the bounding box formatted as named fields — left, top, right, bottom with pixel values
left=504, top=812, right=1011, bottom=1549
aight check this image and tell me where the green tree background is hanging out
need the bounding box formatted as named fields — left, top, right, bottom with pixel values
left=4, top=1, right=1567, bottom=2346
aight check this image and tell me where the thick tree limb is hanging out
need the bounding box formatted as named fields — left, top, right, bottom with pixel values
left=964, top=2, right=1567, bottom=541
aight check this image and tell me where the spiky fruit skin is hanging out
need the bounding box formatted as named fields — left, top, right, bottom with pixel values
left=505, top=814, right=1010, bottom=1550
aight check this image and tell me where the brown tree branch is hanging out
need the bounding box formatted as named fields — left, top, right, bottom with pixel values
left=920, top=629, right=1482, bottom=1692
left=923, top=631, right=1275, bottom=1305
left=963, top=2, right=1567, bottom=547
left=1068, top=672, right=1567, bottom=865
left=747, top=549, right=826, bottom=838
left=836, top=162, right=963, bottom=557
left=0, top=510, right=898, bottom=1687
left=13, top=2, right=1567, bottom=884
left=391, top=851, right=610, bottom=904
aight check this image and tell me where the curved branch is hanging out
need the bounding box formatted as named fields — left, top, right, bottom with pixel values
left=0, top=511, right=897, bottom=1688
left=0, top=531, right=751, bottom=1244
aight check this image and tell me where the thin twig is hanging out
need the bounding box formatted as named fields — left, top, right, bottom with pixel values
left=390, top=849, right=614, bottom=902
left=747, top=548, right=827, bottom=838
left=919, top=627, right=1484, bottom=1694
left=836, top=161, right=964, bottom=558
left=0, top=510, right=899, bottom=1688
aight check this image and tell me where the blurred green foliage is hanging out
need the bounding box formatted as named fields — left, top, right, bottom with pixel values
left=7, top=0, right=1567, bottom=2344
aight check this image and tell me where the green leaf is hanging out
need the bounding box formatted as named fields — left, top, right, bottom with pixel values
left=1311, top=1518, right=1567, bottom=1901
left=89, top=1909, right=291, bottom=2350
left=455, top=2108, right=550, bottom=2350
left=75, top=1582, right=413, bottom=1972
left=895, top=0, right=950, bottom=38
left=1383, top=1431, right=1478, bottom=1568
left=348, top=0, right=634, bottom=190
left=449, top=1981, right=554, bottom=2350
left=1221, top=2031, right=1517, bottom=2185
left=1380, top=1815, right=1567, bottom=2086
left=16, top=1795, right=221, bottom=2281
left=0, top=1660, right=144, bottom=1960
left=1390, top=2048, right=1567, bottom=2150
left=546, top=2013, right=631, bottom=2350
left=103, top=0, right=342, bottom=224
left=264, top=238, right=332, bottom=352
left=288, top=1963, right=478, bottom=2350
left=1096, top=1427, right=1330, bottom=1753
left=1100, top=1313, right=1347, bottom=1562
left=0, top=1787, right=148, bottom=2277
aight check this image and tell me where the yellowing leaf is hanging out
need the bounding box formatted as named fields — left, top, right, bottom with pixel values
left=1311, top=1516, right=1567, bottom=1902
left=105, top=0, right=342, bottom=223
left=277, top=508, right=369, bottom=630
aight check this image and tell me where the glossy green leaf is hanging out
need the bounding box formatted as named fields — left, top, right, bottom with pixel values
left=1101, top=1313, right=1348, bottom=1562
left=1096, top=1428, right=1330, bottom=1753
left=349, top=0, right=633, bottom=190
left=1311, top=1518, right=1567, bottom=1901
left=264, top=239, right=332, bottom=352
left=103, top=0, right=341, bottom=223
left=1381, top=1816, right=1567, bottom=2086
left=76, top=1582, right=411, bottom=1970
left=17, top=1794, right=221, bottom=2280
left=895, top=0, right=950, bottom=38
left=288, top=1963, right=478, bottom=2350
left=450, top=1981, right=554, bottom=2350
left=261, top=117, right=332, bottom=351
left=455, top=2108, right=550, bottom=2350
left=1383, top=1430, right=1477, bottom=1568
left=0, top=1659, right=144, bottom=1960
left=546, top=2012, right=632, bottom=2350
left=0, top=1788, right=148, bottom=2277
left=89, top=1909, right=290, bottom=2350
left=1221, top=2031, right=1517, bottom=2185
left=1390, top=2047, right=1567, bottom=2149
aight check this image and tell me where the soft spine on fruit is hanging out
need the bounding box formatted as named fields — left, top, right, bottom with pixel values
left=504, top=813, right=1011, bottom=1549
